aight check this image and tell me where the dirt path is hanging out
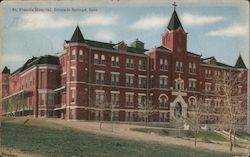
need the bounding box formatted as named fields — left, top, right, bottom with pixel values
left=47, top=119, right=248, bottom=155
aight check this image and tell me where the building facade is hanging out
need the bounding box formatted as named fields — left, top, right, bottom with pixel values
left=0, top=9, right=247, bottom=125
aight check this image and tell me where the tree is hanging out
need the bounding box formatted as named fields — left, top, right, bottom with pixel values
left=94, top=92, right=114, bottom=131
left=186, top=97, right=210, bottom=147
left=138, top=100, right=158, bottom=131
left=214, top=70, right=247, bottom=152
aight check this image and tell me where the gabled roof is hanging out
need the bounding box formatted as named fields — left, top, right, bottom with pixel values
left=167, top=10, right=184, bottom=31
left=235, top=55, right=246, bottom=69
left=67, top=25, right=85, bottom=43
left=2, top=66, right=10, bottom=74
left=11, top=55, right=59, bottom=75
left=157, top=46, right=171, bottom=51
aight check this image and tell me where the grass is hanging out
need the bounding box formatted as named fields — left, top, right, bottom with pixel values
left=130, top=128, right=228, bottom=142
left=197, top=131, right=228, bottom=142
left=0, top=118, right=238, bottom=157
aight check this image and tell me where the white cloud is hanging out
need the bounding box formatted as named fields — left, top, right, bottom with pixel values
left=131, top=15, right=168, bottom=30
left=80, top=14, right=118, bottom=25
left=94, top=31, right=115, bottom=42
left=181, top=13, right=225, bottom=26
left=207, top=24, right=248, bottom=37
left=18, top=13, right=75, bottom=30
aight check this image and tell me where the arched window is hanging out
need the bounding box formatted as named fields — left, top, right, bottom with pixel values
left=94, top=54, right=99, bottom=64
left=79, top=50, right=83, bottom=61
left=159, top=94, right=168, bottom=108
left=71, top=49, right=76, bottom=60
left=101, top=55, right=105, bottom=64
left=188, top=96, right=197, bottom=111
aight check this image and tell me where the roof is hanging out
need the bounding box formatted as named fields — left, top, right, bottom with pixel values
left=11, top=55, right=59, bottom=75
left=157, top=46, right=171, bottom=51
left=67, top=25, right=85, bottom=43
left=187, top=51, right=201, bottom=57
left=216, top=62, right=234, bottom=68
left=201, top=58, right=234, bottom=68
left=2, top=66, right=10, bottom=74
left=167, top=10, right=184, bottom=31
left=235, top=55, right=246, bottom=69
left=85, top=39, right=148, bottom=55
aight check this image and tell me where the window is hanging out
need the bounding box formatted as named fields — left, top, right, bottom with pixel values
left=48, top=94, right=54, bottom=106
left=126, top=58, right=134, bottom=69
left=111, top=56, right=120, bottom=67
left=125, top=93, right=134, bottom=107
left=94, top=54, right=105, bottom=65
left=111, top=72, right=119, bottom=86
left=175, top=77, right=184, bottom=91
left=214, top=99, right=221, bottom=108
left=189, top=63, right=196, bottom=74
left=188, top=79, right=196, bottom=91
left=139, top=59, right=146, bottom=70
left=112, top=111, right=119, bottom=121
left=95, top=71, right=104, bottom=84
left=159, top=95, right=168, bottom=108
left=159, top=113, right=168, bottom=122
left=101, top=55, right=105, bottom=64
left=159, top=76, right=167, bottom=88
left=95, top=91, right=104, bottom=106
left=70, top=109, right=75, bottom=120
left=125, top=111, right=133, bottom=121
left=138, top=76, right=146, bottom=88
left=70, top=69, right=75, bottom=81
left=79, top=50, right=84, bottom=61
left=176, top=61, right=183, bottom=72
left=238, top=86, right=242, bottom=94
left=205, top=69, right=212, bottom=78
left=205, top=83, right=211, bottom=92
left=215, top=84, right=220, bottom=92
left=94, top=54, right=99, bottom=64
left=138, top=94, right=146, bottom=108
left=40, top=94, right=45, bottom=106
left=111, top=92, right=120, bottom=107
left=71, top=89, right=75, bottom=103
left=71, top=50, right=76, bottom=60
left=125, top=74, right=134, bottom=87
left=160, top=59, right=168, bottom=70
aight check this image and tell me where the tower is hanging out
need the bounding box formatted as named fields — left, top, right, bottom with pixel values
left=64, top=25, right=87, bottom=120
left=0, top=66, right=10, bottom=116
left=162, top=7, right=187, bottom=54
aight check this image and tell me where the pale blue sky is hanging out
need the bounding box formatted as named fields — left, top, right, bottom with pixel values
left=0, top=0, right=249, bottom=71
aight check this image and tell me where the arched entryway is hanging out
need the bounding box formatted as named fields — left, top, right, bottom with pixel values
left=170, top=95, right=187, bottom=121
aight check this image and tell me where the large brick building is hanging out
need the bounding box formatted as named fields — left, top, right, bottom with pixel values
left=0, top=9, right=247, bottom=124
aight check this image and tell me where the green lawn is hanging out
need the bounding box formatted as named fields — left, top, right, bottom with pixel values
left=0, top=118, right=238, bottom=157
left=130, top=127, right=228, bottom=142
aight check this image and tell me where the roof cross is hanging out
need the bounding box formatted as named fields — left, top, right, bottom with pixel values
left=172, top=2, right=177, bottom=10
